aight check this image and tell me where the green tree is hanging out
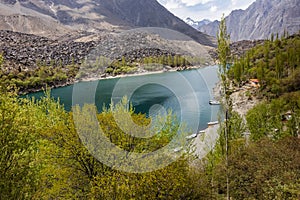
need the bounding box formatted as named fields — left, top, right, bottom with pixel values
left=217, top=14, right=232, bottom=200
left=0, top=53, right=3, bottom=68
left=0, top=87, right=42, bottom=199
left=217, top=137, right=300, bottom=199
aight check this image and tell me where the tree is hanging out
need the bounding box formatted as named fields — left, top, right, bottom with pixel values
left=216, top=137, right=300, bottom=199
left=0, top=87, right=41, bottom=199
left=217, top=14, right=232, bottom=200
left=0, top=53, right=3, bottom=68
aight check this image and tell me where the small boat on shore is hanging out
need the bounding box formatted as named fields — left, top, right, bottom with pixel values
left=207, top=121, right=219, bottom=126
left=186, top=133, right=198, bottom=139
left=209, top=100, right=220, bottom=105
left=174, top=147, right=183, bottom=152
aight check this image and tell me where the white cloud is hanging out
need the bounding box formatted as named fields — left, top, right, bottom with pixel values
left=160, top=0, right=184, bottom=9
left=210, top=5, right=217, bottom=12
left=165, top=1, right=181, bottom=9
left=157, top=0, right=256, bottom=21
left=231, top=0, right=237, bottom=6
left=180, top=0, right=213, bottom=6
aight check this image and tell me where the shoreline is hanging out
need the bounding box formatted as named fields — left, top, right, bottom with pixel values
left=20, top=65, right=212, bottom=95
left=211, top=79, right=260, bottom=118
left=75, top=65, right=209, bottom=83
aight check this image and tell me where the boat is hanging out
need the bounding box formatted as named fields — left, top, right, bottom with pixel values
left=207, top=121, right=219, bottom=126
left=209, top=100, right=220, bottom=105
left=173, top=147, right=183, bottom=152
left=199, top=130, right=206, bottom=134
left=186, top=133, right=198, bottom=139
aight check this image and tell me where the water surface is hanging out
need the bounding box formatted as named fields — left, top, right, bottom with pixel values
left=25, top=66, right=220, bottom=131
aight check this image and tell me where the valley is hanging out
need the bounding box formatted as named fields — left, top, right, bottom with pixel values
left=0, top=0, right=299, bottom=199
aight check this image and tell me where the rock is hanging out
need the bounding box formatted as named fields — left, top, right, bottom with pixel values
left=0, top=30, right=96, bottom=70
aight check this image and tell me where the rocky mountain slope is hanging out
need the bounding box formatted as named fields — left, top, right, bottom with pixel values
left=0, top=29, right=214, bottom=93
left=0, top=30, right=96, bottom=69
left=0, top=29, right=213, bottom=70
left=0, top=0, right=215, bottom=46
left=197, top=0, right=300, bottom=41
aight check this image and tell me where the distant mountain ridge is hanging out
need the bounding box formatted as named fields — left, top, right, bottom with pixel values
left=192, top=0, right=300, bottom=41
left=185, top=18, right=211, bottom=30
left=0, top=0, right=215, bottom=46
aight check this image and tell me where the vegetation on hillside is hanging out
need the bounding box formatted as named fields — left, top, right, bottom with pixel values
left=226, top=32, right=300, bottom=141
left=80, top=54, right=205, bottom=78
left=0, top=89, right=203, bottom=199
left=189, top=21, right=300, bottom=199
left=1, top=86, right=297, bottom=199
left=229, top=33, right=300, bottom=99
left=0, top=55, right=79, bottom=93
left=0, top=21, right=299, bottom=199
left=0, top=53, right=206, bottom=93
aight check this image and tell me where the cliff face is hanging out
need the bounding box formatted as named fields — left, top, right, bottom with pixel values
left=198, top=0, right=300, bottom=41
left=0, top=0, right=214, bottom=46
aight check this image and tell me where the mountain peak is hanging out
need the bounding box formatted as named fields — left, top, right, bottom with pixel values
left=196, top=0, right=300, bottom=41
left=184, top=17, right=211, bottom=30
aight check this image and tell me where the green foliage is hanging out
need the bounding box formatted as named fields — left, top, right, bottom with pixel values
left=0, top=87, right=42, bottom=199
left=105, top=57, right=138, bottom=75
left=216, top=15, right=239, bottom=199
left=218, top=137, right=300, bottom=199
left=246, top=92, right=300, bottom=141
left=104, top=55, right=192, bottom=76
left=0, top=88, right=209, bottom=199
left=0, top=59, right=77, bottom=93
left=229, top=33, right=300, bottom=98
left=0, top=53, right=3, bottom=68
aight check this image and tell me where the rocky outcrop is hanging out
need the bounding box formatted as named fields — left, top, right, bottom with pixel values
left=87, top=31, right=196, bottom=61
left=230, top=40, right=266, bottom=58
left=208, top=39, right=266, bottom=61
left=0, top=30, right=213, bottom=73
left=0, top=30, right=96, bottom=70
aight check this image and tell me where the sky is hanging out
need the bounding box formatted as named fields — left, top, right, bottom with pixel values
left=157, top=0, right=256, bottom=21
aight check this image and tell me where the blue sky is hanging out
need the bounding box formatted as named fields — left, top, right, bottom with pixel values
left=157, top=0, right=256, bottom=21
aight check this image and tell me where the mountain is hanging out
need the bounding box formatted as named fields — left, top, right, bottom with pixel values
left=197, top=20, right=219, bottom=39
left=0, top=0, right=215, bottom=46
left=197, top=0, right=300, bottom=41
left=185, top=18, right=211, bottom=30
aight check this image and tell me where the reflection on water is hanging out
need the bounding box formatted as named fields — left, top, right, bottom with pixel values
left=24, top=66, right=220, bottom=131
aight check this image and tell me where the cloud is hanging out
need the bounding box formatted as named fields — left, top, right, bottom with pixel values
left=157, top=0, right=256, bottom=21
left=165, top=1, right=181, bottom=9
left=231, top=0, right=237, bottom=6
left=159, top=0, right=184, bottom=9
left=180, top=0, right=214, bottom=6
left=210, top=5, right=217, bottom=12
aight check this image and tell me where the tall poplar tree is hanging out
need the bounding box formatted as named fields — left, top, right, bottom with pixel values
left=217, top=14, right=232, bottom=200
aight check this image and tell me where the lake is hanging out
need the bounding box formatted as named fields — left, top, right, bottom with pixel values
left=24, top=66, right=220, bottom=132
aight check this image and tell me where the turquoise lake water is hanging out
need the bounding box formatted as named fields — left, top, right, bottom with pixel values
left=24, top=66, right=220, bottom=131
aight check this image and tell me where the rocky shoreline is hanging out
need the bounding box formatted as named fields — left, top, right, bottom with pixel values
left=212, top=80, right=260, bottom=118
